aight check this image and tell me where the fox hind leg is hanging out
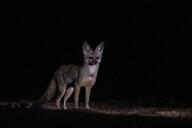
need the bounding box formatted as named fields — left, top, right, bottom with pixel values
left=63, top=87, right=74, bottom=110
left=55, top=84, right=67, bottom=109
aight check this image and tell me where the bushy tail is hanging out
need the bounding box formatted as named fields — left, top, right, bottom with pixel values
left=32, top=79, right=56, bottom=108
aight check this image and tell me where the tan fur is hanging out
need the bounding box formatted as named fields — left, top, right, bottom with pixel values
left=79, top=76, right=96, bottom=87
left=74, top=76, right=96, bottom=109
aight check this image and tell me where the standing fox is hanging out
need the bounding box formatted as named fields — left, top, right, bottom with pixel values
left=33, top=41, right=104, bottom=109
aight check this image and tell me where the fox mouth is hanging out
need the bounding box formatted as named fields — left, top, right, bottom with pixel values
left=88, top=61, right=97, bottom=65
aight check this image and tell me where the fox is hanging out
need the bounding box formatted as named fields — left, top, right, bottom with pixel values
left=33, top=41, right=104, bottom=110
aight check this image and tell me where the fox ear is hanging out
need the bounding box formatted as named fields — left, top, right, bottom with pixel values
left=82, top=41, right=92, bottom=55
left=95, top=41, right=104, bottom=54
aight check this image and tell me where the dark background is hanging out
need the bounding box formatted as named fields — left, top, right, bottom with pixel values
left=0, top=4, right=191, bottom=107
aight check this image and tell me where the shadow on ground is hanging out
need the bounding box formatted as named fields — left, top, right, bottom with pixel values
left=0, top=101, right=192, bottom=128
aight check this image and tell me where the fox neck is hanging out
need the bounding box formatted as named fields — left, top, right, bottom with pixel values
left=82, top=63, right=99, bottom=77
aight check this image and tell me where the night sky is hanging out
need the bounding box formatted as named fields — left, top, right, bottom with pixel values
left=0, top=5, right=191, bottom=106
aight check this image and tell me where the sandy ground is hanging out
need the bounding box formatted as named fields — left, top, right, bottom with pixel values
left=0, top=100, right=192, bottom=127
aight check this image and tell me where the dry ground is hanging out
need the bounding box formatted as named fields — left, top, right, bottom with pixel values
left=1, top=100, right=192, bottom=118
left=1, top=100, right=192, bottom=128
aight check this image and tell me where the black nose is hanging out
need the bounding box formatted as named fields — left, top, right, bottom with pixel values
left=93, top=61, right=97, bottom=64
left=89, top=61, right=97, bottom=65
left=93, top=59, right=98, bottom=64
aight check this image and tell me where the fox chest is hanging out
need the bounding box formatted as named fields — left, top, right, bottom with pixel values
left=79, top=76, right=96, bottom=87
left=88, top=65, right=97, bottom=74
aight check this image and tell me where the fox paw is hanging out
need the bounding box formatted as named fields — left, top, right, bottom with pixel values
left=85, top=105, right=90, bottom=109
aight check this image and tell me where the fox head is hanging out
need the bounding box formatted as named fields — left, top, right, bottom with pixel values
left=82, top=41, right=104, bottom=66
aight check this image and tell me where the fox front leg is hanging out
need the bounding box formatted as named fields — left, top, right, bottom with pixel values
left=74, top=85, right=81, bottom=109
left=85, top=85, right=93, bottom=109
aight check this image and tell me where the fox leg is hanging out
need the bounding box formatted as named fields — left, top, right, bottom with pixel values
left=55, top=84, right=66, bottom=109
left=74, top=85, right=81, bottom=109
left=63, top=87, right=74, bottom=110
left=85, top=85, right=92, bottom=109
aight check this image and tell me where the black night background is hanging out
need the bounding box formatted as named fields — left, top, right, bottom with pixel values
left=0, top=3, right=191, bottom=128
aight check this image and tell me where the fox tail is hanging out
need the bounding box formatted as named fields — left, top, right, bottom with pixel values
left=32, top=79, right=56, bottom=108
